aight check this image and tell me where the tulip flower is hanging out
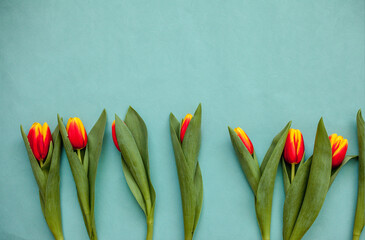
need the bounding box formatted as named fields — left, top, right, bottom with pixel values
left=111, top=120, right=120, bottom=152
left=234, top=127, right=254, bottom=154
left=329, top=133, right=348, bottom=168
left=21, top=122, right=63, bottom=240
left=283, top=129, right=305, bottom=182
left=114, top=107, right=156, bottom=240
left=229, top=121, right=292, bottom=240
left=27, top=122, right=52, bottom=162
left=66, top=117, right=87, bottom=150
left=180, top=113, right=192, bottom=142
left=58, top=110, right=106, bottom=240
left=170, top=104, right=203, bottom=240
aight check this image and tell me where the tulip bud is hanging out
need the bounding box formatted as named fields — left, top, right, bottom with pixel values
left=27, top=122, right=52, bottom=161
left=112, top=120, right=121, bottom=152
left=234, top=127, right=254, bottom=154
left=180, top=114, right=193, bottom=142
left=283, top=129, right=305, bottom=164
left=66, top=117, right=87, bottom=150
left=329, top=133, right=348, bottom=168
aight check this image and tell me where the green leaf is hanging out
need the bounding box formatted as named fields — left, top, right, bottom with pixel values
left=115, top=114, right=152, bottom=214
left=20, top=125, right=47, bottom=197
left=57, top=114, right=92, bottom=237
left=354, top=109, right=365, bottom=239
left=124, top=106, right=156, bottom=217
left=44, top=126, right=64, bottom=240
left=255, top=121, right=291, bottom=240
left=193, top=162, right=203, bottom=233
left=281, top=157, right=291, bottom=195
left=330, top=155, right=357, bottom=187
left=41, top=143, right=53, bottom=171
left=87, top=109, right=107, bottom=238
left=228, top=126, right=261, bottom=196
left=170, top=113, right=196, bottom=239
left=283, top=157, right=312, bottom=240
left=290, top=118, right=332, bottom=240
left=182, top=104, right=201, bottom=172
left=121, top=155, right=147, bottom=214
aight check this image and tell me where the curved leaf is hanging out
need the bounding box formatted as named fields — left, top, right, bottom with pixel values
left=283, top=157, right=312, bottom=240
left=87, top=109, right=107, bottom=236
left=115, top=114, right=152, bottom=213
left=124, top=106, right=156, bottom=216
left=170, top=113, right=196, bottom=238
left=182, top=104, right=201, bottom=172
left=193, top=162, right=203, bottom=233
left=330, top=155, right=357, bottom=187
left=44, top=126, right=64, bottom=240
left=20, top=125, right=46, bottom=197
left=228, top=126, right=261, bottom=196
left=255, top=121, right=291, bottom=240
left=354, top=109, right=365, bottom=239
left=57, top=115, right=92, bottom=236
left=121, top=155, right=147, bottom=214
left=290, top=118, right=332, bottom=240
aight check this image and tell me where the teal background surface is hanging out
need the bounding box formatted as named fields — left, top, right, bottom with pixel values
left=0, top=0, right=364, bottom=239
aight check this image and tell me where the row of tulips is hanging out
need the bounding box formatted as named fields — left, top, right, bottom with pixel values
left=229, top=111, right=364, bottom=240
left=21, top=106, right=364, bottom=240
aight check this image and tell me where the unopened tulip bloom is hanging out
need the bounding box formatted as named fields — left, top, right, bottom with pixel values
left=329, top=133, right=348, bottom=168
left=234, top=127, right=254, bottom=154
left=66, top=117, right=87, bottom=150
left=284, top=129, right=305, bottom=164
left=27, top=122, right=52, bottom=162
left=111, top=120, right=120, bottom=152
left=283, top=128, right=304, bottom=182
left=180, top=114, right=193, bottom=142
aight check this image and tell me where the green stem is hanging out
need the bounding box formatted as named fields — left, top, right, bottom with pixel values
left=77, top=149, right=82, bottom=163
left=55, top=235, right=64, bottom=240
left=291, top=163, right=295, bottom=183
left=352, top=233, right=360, bottom=240
left=146, top=215, right=154, bottom=240
left=184, top=232, right=193, bottom=240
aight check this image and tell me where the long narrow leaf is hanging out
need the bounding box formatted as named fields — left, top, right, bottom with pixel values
left=20, top=126, right=47, bottom=197
left=170, top=113, right=196, bottom=239
left=330, top=155, right=357, bottom=187
left=57, top=115, right=92, bottom=236
left=124, top=107, right=156, bottom=216
left=228, top=126, right=261, bottom=196
left=115, top=114, right=152, bottom=213
left=255, top=121, right=291, bottom=239
left=121, top=155, right=147, bottom=214
left=290, top=118, right=332, bottom=240
left=182, top=104, right=201, bottom=172
left=44, top=126, right=63, bottom=240
left=283, top=157, right=312, bottom=240
left=87, top=109, right=106, bottom=237
left=353, top=110, right=365, bottom=239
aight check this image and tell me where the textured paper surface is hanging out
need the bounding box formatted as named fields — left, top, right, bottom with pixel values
left=0, top=0, right=364, bottom=239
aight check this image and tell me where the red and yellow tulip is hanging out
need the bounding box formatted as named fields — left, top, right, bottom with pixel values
left=112, top=120, right=121, bottom=152
left=180, top=114, right=193, bottom=142
left=283, top=129, right=304, bottom=165
left=234, top=127, right=254, bottom=154
left=27, top=122, right=52, bottom=161
left=329, top=133, right=348, bottom=168
left=66, top=117, right=87, bottom=150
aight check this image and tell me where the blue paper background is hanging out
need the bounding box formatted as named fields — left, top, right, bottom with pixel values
left=0, top=0, right=364, bottom=239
